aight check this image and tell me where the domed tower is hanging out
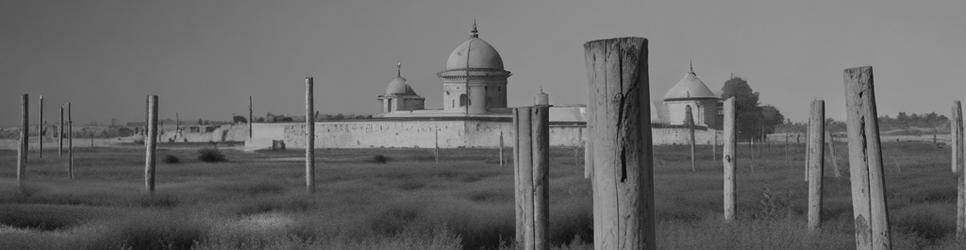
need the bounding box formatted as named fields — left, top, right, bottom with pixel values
left=663, top=62, right=719, bottom=127
left=378, top=61, right=425, bottom=113
left=534, top=87, right=549, bottom=106
left=437, top=21, right=511, bottom=114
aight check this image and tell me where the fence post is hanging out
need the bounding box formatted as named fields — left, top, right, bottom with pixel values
left=686, top=105, right=696, bottom=172
left=712, top=130, right=717, bottom=161
left=584, top=37, right=655, bottom=249
left=952, top=101, right=964, bottom=237
left=434, top=128, right=440, bottom=165
left=513, top=108, right=533, bottom=247
left=500, top=131, right=505, bottom=167
left=59, top=106, right=64, bottom=156
left=39, top=96, right=43, bottom=159
left=723, top=97, right=737, bottom=222
left=808, top=100, right=825, bottom=230
left=145, top=96, right=158, bottom=192
left=18, top=94, right=28, bottom=189
left=305, top=77, right=316, bottom=193
left=249, top=96, right=254, bottom=139
left=68, top=103, right=73, bottom=179
left=531, top=106, right=550, bottom=250
left=844, top=66, right=891, bottom=249
left=826, top=130, right=841, bottom=178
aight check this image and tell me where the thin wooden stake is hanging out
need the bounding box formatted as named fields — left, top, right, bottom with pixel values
left=584, top=37, right=655, bottom=249
left=68, top=103, right=73, bottom=179
left=844, top=66, right=891, bottom=249
left=807, top=100, right=825, bottom=230
left=249, top=96, right=254, bottom=139
left=712, top=130, right=717, bottom=161
left=686, top=105, right=696, bottom=172
left=305, top=77, right=316, bottom=193
left=145, top=96, right=158, bottom=192
left=39, top=95, right=43, bottom=159
left=59, top=106, right=64, bottom=156
left=434, top=128, right=440, bottom=165
left=18, top=94, right=28, bottom=189
left=827, top=130, right=841, bottom=178
left=499, top=131, right=505, bottom=167
left=723, top=97, right=737, bottom=222
left=951, top=101, right=964, bottom=237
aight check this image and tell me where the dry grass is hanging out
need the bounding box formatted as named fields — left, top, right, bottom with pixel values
left=0, top=142, right=964, bottom=249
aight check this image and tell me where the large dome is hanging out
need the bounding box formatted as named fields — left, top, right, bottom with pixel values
left=444, top=25, right=504, bottom=71
left=663, top=71, right=717, bottom=101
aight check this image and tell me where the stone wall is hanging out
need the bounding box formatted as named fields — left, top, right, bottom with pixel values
left=246, top=120, right=721, bottom=150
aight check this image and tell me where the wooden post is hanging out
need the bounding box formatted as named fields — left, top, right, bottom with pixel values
left=954, top=101, right=962, bottom=174
left=249, top=96, right=254, bottom=139
left=952, top=101, right=965, bottom=237
left=513, top=108, right=533, bottom=247
left=434, top=128, right=440, bottom=165
left=18, top=94, right=28, bottom=189
left=584, top=37, right=655, bottom=249
left=583, top=71, right=596, bottom=180
left=305, top=77, right=316, bottom=193
left=531, top=106, right=550, bottom=250
left=723, top=97, right=737, bottom=222
left=68, top=103, right=73, bottom=179
left=145, top=96, right=158, bottom=192
left=844, top=66, right=891, bottom=249
left=59, top=106, right=64, bottom=156
left=712, top=130, right=717, bottom=161
left=805, top=118, right=811, bottom=182
left=827, top=130, right=841, bottom=178
left=785, top=134, right=790, bottom=165
left=686, top=105, right=696, bottom=172
left=499, top=131, right=505, bottom=167
left=39, top=95, right=43, bottom=159
left=807, top=100, right=825, bottom=230
left=90, top=134, right=94, bottom=150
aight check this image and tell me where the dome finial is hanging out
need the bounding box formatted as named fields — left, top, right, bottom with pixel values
left=689, top=58, right=694, bottom=74
left=470, top=19, right=479, bottom=38
left=395, top=60, right=402, bottom=77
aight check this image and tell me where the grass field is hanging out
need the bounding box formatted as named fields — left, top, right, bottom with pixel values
left=0, top=141, right=965, bottom=249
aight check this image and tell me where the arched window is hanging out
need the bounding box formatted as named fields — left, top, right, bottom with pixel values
left=459, top=94, right=469, bottom=106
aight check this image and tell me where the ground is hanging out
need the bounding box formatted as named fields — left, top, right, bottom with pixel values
left=0, top=141, right=964, bottom=249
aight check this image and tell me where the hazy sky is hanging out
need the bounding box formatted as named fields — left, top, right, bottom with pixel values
left=2, top=0, right=965, bottom=127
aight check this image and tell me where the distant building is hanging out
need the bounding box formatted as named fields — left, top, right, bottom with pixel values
left=246, top=23, right=723, bottom=150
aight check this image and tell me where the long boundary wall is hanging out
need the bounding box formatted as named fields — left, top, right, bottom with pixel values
left=246, top=119, right=719, bottom=150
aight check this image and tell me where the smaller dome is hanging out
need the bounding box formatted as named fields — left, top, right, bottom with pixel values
left=385, top=76, right=417, bottom=96
left=534, top=88, right=549, bottom=105
left=663, top=71, right=717, bottom=101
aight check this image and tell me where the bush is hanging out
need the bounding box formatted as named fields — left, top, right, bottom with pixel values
left=198, top=148, right=227, bottom=162
left=162, top=155, right=180, bottom=164
left=372, top=154, right=388, bottom=164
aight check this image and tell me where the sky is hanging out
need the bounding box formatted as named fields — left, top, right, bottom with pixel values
left=1, top=0, right=965, bottom=127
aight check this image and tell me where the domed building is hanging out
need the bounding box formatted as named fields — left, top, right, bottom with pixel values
left=377, top=61, right=425, bottom=112
left=661, top=62, right=721, bottom=127
left=437, top=22, right=512, bottom=114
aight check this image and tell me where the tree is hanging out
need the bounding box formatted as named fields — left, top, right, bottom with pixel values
left=232, top=115, right=248, bottom=124
left=721, top=76, right=783, bottom=141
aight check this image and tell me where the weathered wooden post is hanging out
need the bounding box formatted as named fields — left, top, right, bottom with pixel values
left=18, top=94, right=29, bottom=189
left=434, top=128, right=440, bottom=165
left=712, top=130, right=717, bottom=161
left=68, top=103, right=73, bottom=179
left=513, top=107, right=533, bottom=247
left=584, top=37, right=655, bottom=249
left=807, top=100, right=825, bottom=230
left=686, top=105, right=696, bottom=172
left=249, top=96, right=254, bottom=139
left=952, top=101, right=964, bottom=237
left=805, top=119, right=811, bottom=182
left=953, top=101, right=962, bottom=174
left=39, top=95, right=44, bottom=159
left=59, top=106, right=64, bottom=156
left=531, top=106, right=550, bottom=250
left=844, top=66, right=891, bottom=249
left=826, top=130, right=841, bottom=178
left=145, top=96, right=158, bottom=192
left=499, top=131, right=505, bottom=167
left=305, top=77, right=316, bottom=193
left=723, top=97, right=737, bottom=222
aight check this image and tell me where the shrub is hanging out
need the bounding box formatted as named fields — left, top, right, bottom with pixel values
left=162, top=154, right=180, bottom=164
left=198, top=148, right=227, bottom=162
left=372, top=154, right=388, bottom=164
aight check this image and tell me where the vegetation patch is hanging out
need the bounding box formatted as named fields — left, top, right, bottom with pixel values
left=198, top=148, right=227, bottom=162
